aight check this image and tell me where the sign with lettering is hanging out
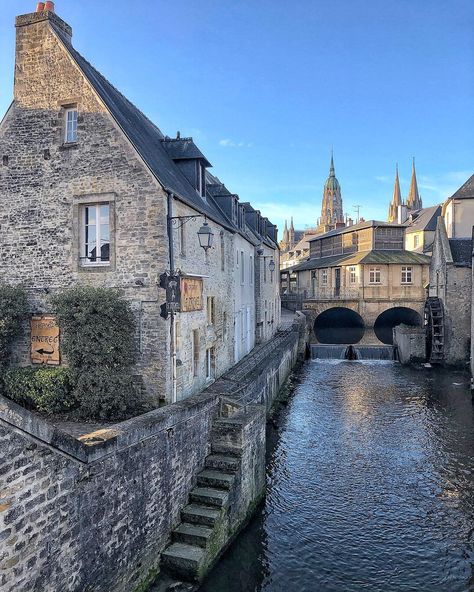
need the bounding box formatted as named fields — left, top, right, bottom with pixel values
left=31, top=316, right=60, bottom=366
left=181, top=277, right=203, bottom=312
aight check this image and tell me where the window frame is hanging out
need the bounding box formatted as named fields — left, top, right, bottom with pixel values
left=401, top=266, right=413, bottom=284
left=369, top=267, right=381, bottom=284
left=348, top=266, right=357, bottom=284
left=321, top=269, right=328, bottom=285
left=64, top=106, right=78, bottom=144
left=207, top=296, right=215, bottom=326
left=206, top=347, right=216, bottom=380
left=80, top=202, right=111, bottom=268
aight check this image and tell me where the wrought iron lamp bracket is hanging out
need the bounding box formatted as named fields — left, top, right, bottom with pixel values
left=170, top=215, right=205, bottom=229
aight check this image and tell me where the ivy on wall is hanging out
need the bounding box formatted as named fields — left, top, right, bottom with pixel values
left=0, top=284, right=28, bottom=366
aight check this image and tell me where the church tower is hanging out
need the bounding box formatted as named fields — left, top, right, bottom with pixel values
left=280, top=220, right=289, bottom=251
left=289, top=217, right=295, bottom=248
left=388, top=165, right=402, bottom=223
left=319, top=153, right=344, bottom=232
left=406, top=158, right=422, bottom=211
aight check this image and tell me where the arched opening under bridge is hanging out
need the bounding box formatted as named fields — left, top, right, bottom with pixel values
left=374, top=307, right=422, bottom=345
left=314, top=307, right=365, bottom=344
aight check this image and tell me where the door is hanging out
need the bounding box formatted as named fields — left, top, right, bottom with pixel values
left=335, top=268, right=341, bottom=297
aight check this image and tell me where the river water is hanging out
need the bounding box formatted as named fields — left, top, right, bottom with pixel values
left=200, top=360, right=474, bottom=592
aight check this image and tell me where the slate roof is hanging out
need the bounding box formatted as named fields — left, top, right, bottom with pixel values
left=307, top=220, right=404, bottom=242
left=162, top=138, right=211, bottom=166
left=449, top=239, right=472, bottom=267
left=287, top=250, right=431, bottom=272
left=405, top=206, right=442, bottom=233
left=51, top=23, right=234, bottom=232
left=449, top=174, right=474, bottom=200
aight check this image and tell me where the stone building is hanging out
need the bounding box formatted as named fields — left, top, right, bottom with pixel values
left=387, top=160, right=423, bottom=223
left=426, top=176, right=474, bottom=367
left=281, top=220, right=430, bottom=345
left=0, top=4, right=279, bottom=404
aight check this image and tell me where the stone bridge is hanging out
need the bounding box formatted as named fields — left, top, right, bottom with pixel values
left=303, top=297, right=426, bottom=345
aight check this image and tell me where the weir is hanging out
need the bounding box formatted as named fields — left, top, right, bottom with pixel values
left=311, top=344, right=396, bottom=361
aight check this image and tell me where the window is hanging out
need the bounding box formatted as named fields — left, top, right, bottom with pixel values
left=369, top=267, right=381, bottom=284
left=348, top=266, right=357, bottom=284
left=401, top=266, right=413, bottom=284
left=192, top=330, right=199, bottom=377
left=264, top=258, right=267, bottom=283
left=207, top=296, right=215, bottom=325
left=206, top=347, right=216, bottom=380
left=241, top=251, right=245, bottom=284
left=178, top=223, right=186, bottom=257
left=321, top=269, right=328, bottom=285
left=80, top=203, right=110, bottom=266
left=64, top=107, right=78, bottom=143
left=222, top=312, right=228, bottom=339
left=413, top=235, right=420, bottom=249
left=250, top=256, right=254, bottom=285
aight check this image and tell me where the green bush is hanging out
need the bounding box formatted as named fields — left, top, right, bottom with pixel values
left=52, top=286, right=137, bottom=369
left=72, top=368, right=140, bottom=420
left=3, top=367, right=76, bottom=414
left=0, top=284, right=28, bottom=365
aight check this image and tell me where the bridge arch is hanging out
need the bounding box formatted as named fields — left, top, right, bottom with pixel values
left=374, top=307, right=422, bottom=345
left=314, top=307, right=365, bottom=344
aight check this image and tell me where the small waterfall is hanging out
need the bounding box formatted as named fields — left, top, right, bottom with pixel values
left=311, top=344, right=395, bottom=361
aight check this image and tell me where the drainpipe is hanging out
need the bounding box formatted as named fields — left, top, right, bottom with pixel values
left=166, top=190, right=177, bottom=404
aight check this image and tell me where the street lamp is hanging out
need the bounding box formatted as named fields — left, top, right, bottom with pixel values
left=268, top=260, right=276, bottom=273
left=197, top=220, right=214, bottom=252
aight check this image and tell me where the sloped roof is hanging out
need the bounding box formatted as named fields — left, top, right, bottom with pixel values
left=162, top=138, right=211, bottom=166
left=449, top=239, right=472, bottom=266
left=405, top=206, right=442, bottom=233
left=51, top=23, right=233, bottom=231
left=449, top=174, right=474, bottom=200
left=287, top=249, right=430, bottom=272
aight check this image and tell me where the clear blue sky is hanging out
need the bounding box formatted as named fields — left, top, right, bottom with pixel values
left=1, top=1, right=473, bottom=232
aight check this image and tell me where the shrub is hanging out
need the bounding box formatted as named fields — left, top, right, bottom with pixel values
left=52, top=286, right=137, bottom=369
left=3, top=367, right=76, bottom=414
left=0, top=284, right=28, bottom=365
left=72, top=368, right=140, bottom=420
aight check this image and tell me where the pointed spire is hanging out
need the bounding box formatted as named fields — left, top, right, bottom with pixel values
left=290, top=216, right=294, bottom=231
left=388, top=164, right=402, bottom=222
left=407, top=157, right=422, bottom=210
left=329, top=150, right=335, bottom=177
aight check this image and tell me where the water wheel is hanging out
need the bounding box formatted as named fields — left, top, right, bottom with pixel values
left=424, top=297, right=444, bottom=363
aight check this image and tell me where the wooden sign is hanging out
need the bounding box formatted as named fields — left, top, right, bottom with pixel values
left=31, top=316, right=60, bottom=366
left=181, top=277, right=203, bottom=312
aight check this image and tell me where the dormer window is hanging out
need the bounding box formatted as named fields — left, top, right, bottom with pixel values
left=64, top=107, right=78, bottom=143
left=197, top=162, right=206, bottom=198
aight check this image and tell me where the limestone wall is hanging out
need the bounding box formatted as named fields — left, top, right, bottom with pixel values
left=0, top=326, right=302, bottom=592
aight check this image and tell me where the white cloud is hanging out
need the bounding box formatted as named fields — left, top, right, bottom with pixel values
left=219, top=138, right=253, bottom=148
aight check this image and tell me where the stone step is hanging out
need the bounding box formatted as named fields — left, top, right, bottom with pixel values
left=205, top=454, right=240, bottom=472
left=161, top=542, right=206, bottom=582
left=211, top=442, right=242, bottom=457
left=197, top=469, right=235, bottom=490
left=181, top=504, right=222, bottom=527
left=190, top=487, right=229, bottom=508
left=173, top=523, right=214, bottom=548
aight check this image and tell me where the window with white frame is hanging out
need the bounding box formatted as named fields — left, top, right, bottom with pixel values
left=249, top=255, right=254, bottom=285
left=206, top=347, right=216, bottom=380
left=241, top=251, right=245, bottom=284
left=401, top=266, right=413, bottom=284
left=80, top=203, right=110, bottom=266
left=64, top=107, right=78, bottom=143
left=348, top=266, right=357, bottom=284
left=207, top=296, right=215, bottom=325
left=413, top=235, right=420, bottom=249
left=321, top=269, right=328, bottom=285
left=369, top=267, right=381, bottom=284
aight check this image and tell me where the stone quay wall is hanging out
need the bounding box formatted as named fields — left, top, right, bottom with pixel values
left=0, top=323, right=304, bottom=592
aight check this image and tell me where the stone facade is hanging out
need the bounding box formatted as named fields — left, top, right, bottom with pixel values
left=0, top=8, right=280, bottom=405
left=0, top=322, right=303, bottom=592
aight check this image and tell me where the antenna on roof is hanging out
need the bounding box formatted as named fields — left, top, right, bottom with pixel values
left=353, top=205, right=362, bottom=224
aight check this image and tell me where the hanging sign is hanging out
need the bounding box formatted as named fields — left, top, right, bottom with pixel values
left=31, top=315, right=60, bottom=366
left=181, top=277, right=203, bottom=312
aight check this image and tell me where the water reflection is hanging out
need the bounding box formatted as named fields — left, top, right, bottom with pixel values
left=200, top=362, right=474, bottom=592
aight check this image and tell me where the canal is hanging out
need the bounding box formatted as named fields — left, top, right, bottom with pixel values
left=199, top=360, right=474, bottom=592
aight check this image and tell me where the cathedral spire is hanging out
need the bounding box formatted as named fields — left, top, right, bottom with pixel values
left=319, top=152, right=344, bottom=231
left=388, top=164, right=402, bottom=222
left=406, top=158, right=422, bottom=210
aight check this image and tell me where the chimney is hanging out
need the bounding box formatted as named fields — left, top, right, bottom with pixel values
left=44, top=1, right=55, bottom=11
left=36, top=2, right=45, bottom=11
left=397, top=204, right=408, bottom=224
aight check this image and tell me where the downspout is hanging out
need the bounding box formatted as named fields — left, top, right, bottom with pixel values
left=166, top=190, right=177, bottom=404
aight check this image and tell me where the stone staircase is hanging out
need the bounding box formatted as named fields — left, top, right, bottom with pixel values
left=160, top=415, right=246, bottom=583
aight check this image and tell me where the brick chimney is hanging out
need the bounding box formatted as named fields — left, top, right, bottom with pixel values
left=14, top=4, right=73, bottom=104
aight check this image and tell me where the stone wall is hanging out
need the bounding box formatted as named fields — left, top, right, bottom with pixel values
left=0, top=325, right=303, bottom=592
left=393, top=324, right=426, bottom=364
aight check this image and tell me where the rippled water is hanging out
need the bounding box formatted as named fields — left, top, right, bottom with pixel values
left=200, top=361, right=474, bottom=592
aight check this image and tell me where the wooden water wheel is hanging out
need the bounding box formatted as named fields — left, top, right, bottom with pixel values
left=424, top=297, right=444, bottom=363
